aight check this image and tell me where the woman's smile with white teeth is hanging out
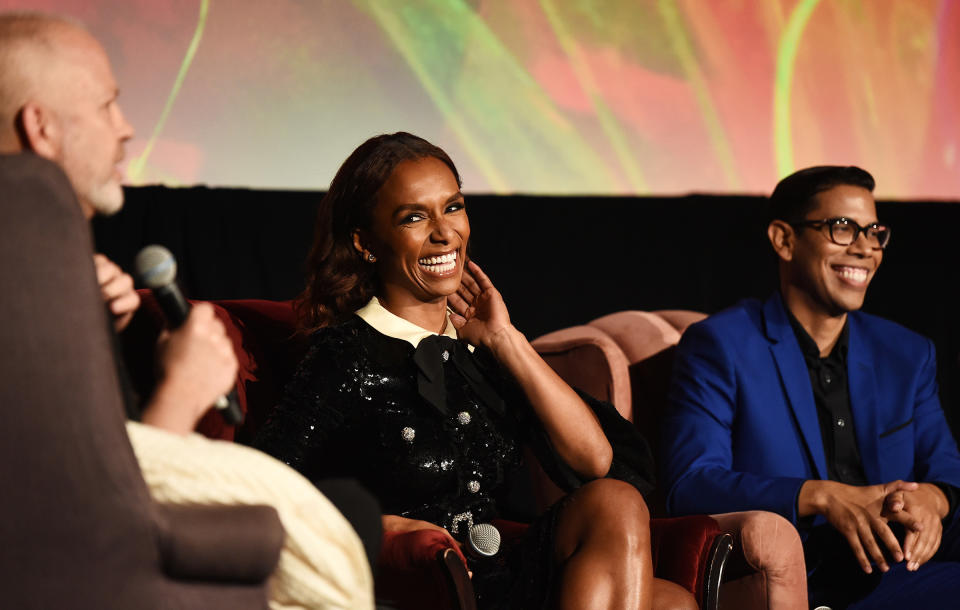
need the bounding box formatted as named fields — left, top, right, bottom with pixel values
left=418, top=250, right=457, bottom=272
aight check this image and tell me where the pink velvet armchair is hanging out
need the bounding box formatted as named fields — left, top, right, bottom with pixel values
left=124, top=296, right=739, bottom=609
left=532, top=310, right=809, bottom=610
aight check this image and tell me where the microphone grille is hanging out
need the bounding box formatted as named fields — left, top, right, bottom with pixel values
left=468, top=522, right=501, bottom=557
left=134, top=245, right=177, bottom=289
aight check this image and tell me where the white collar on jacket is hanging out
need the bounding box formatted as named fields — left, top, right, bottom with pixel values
left=355, top=296, right=472, bottom=350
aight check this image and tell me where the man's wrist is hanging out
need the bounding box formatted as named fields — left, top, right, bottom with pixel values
left=797, top=479, right=829, bottom=517
left=919, top=483, right=950, bottom=519
left=141, top=380, right=200, bottom=435
left=931, top=482, right=960, bottom=521
left=140, top=404, right=193, bottom=435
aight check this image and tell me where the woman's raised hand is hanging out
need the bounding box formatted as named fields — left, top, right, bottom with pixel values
left=448, top=260, right=512, bottom=348
left=452, top=261, right=614, bottom=480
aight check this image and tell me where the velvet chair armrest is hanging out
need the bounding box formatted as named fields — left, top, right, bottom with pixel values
left=376, top=529, right=476, bottom=610
left=155, top=503, right=284, bottom=583
left=651, top=515, right=733, bottom=610
left=712, top=511, right=808, bottom=610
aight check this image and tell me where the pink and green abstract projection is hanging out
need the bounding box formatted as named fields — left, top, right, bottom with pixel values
left=10, top=0, right=960, bottom=198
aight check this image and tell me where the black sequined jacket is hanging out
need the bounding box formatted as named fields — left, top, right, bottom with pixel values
left=254, top=315, right=655, bottom=535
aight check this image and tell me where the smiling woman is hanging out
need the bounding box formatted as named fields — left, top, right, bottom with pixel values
left=295, top=134, right=466, bottom=331
left=254, top=132, right=695, bottom=609
left=352, top=155, right=470, bottom=326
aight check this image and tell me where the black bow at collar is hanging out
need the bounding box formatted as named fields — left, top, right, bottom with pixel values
left=412, top=335, right=505, bottom=418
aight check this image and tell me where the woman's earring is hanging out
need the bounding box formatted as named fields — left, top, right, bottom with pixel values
left=366, top=253, right=376, bottom=262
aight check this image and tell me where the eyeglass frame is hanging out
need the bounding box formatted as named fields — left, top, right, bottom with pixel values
left=791, top=216, right=891, bottom=249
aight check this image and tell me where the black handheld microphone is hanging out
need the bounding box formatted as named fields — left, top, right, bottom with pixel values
left=466, top=522, right=501, bottom=558
left=133, top=245, right=244, bottom=426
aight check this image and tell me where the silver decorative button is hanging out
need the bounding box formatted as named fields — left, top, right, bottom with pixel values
left=401, top=426, right=416, bottom=442
left=442, top=349, right=450, bottom=362
left=457, top=411, right=472, bottom=425
left=836, top=418, right=845, bottom=428
left=467, top=480, right=480, bottom=494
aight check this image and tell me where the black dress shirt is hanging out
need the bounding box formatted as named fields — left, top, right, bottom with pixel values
left=787, top=310, right=959, bottom=518
left=787, top=312, right=868, bottom=486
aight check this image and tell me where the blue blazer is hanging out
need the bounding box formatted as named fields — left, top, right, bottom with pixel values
left=663, top=293, right=960, bottom=527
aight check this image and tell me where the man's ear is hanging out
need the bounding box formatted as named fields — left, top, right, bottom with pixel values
left=17, top=102, right=61, bottom=159
left=767, top=220, right=795, bottom=263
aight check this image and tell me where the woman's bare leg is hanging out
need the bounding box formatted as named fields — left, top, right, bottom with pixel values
left=553, top=478, right=653, bottom=610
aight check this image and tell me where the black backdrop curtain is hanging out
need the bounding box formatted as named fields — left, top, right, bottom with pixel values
left=93, top=186, right=960, bottom=437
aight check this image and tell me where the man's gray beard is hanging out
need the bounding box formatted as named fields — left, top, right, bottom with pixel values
left=87, top=181, right=125, bottom=216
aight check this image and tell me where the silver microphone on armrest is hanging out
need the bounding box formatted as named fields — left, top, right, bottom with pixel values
left=467, top=522, right=501, bottom=558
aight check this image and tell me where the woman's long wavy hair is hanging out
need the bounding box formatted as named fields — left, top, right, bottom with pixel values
left=297, top=132, right=462, bottom=332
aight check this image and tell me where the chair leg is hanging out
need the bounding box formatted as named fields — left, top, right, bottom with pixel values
left=702, top=533, right=734, bottom=610
left=439, top=548, right=477, bottom=610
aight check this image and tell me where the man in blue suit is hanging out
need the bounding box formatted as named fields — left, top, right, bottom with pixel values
left=663, top=166, right=960, bottom=608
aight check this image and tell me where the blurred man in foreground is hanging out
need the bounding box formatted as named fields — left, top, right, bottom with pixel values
left=0, top=13, right=374, bottom=609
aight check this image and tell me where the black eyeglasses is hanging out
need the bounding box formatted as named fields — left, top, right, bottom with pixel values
left=792, top=217, right=891, bottom=249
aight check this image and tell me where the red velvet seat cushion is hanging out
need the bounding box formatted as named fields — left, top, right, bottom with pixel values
left=376, top=529, right=470, bottom=608
left=199, top=299, right=306, bottom=442
left=124, top=294, right=304, bottom=442
left=650, top=514, right=720, bottom=598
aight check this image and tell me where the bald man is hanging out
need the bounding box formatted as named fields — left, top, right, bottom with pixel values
left=0, top=13, right=374, bottom=609
left=0, top=14, right=130, bottom=216
left=0, top=13, right=236, bottom=430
